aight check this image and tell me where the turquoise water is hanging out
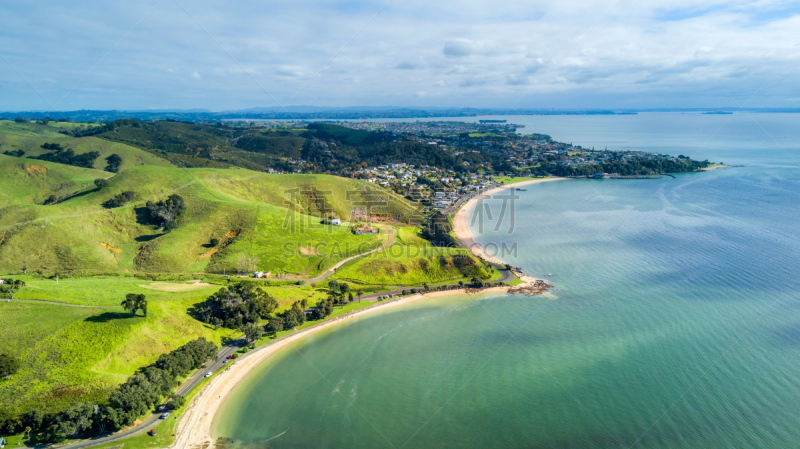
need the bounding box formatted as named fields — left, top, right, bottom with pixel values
left=213, top=113, right=800, bottom=448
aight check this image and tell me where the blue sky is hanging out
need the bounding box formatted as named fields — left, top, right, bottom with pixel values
left=1, top=0, right=798, bottom=111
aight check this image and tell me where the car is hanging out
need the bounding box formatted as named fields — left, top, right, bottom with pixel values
left=227, top=355, right=232, bottom=359
left=148, top=429, right=157, bottom=437
left=223, top=359, right=229, bottom=364
left=160, top=412, right=170, bottom=419
left=157, top=405, right=166, bottom=411
left=205, top=372, right=212, bottom=377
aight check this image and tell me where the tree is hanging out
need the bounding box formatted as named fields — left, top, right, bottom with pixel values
left=458, top=280, right=464, bottom=288
left=348, top=292, right=353, bottom=303
left=94, top=178, right=110, bottom=189
left=105, top=154, right=122, bottom=173
left=14, top=117, right=29, bottom=123
left=0, top=353, right=20, bottom=377
left=103, top=191, right=135, bottom=208
left=236, top=254, right=259, bottom=274
left=265, top=318, right=284, bottom=335
left=209, top=238, right=220, bottom=247
left=121, top=293, right=147, bottom=317
left=243, top=322, right=264, bottom=342
left=145, top=194, right=185, bottom=230
left=357, top=289, right=363, bottom=302
left=168, top=394, right=186, bottom=410
left=25, top=426, right=32, bottom=440
left=327, top=279, right=339, bottom=293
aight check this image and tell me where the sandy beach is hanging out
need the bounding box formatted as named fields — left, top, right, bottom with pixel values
left=453, top=177, right=566, bottom=265
left=172, top=287, right=515, bottom=449
left=171, top=178, right=557, bottom=449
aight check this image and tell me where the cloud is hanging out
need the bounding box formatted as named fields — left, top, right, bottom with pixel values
left=443, top=40, right=475, bottom=58
left=395, top=61, right=421, bottom=70
left=0, top=0, right=797, bottom=110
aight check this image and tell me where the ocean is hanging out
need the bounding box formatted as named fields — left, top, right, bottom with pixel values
left=212, top=112, right=800, bottom=448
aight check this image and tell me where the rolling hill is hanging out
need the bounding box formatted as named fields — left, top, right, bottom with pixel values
left=0, top=157, right=420, bottom=276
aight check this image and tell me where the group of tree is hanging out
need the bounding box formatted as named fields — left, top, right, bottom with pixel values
left=0, top=278, right=25, bottom=297
left=0, top=338, right=215, bottom=442
left=195, top=283, right=280, bottom=329
left=102, top=190, right=135, bottom=209
left=34, top=143, right=99, bottom=169
left=195, top=281, right=364, bottom=340
left=121, top=293, right=148, bottom=317
left=2, top=149, right=25, bottom=157
left=145, top=194, right=186, bottom=230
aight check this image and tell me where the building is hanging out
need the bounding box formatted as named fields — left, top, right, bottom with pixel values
left=354, top=226, right=376, bottom=235
left=331, top=218, right=341, bottom=226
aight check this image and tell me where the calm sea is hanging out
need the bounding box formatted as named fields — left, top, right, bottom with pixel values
left=213, top=112, right=800, bottom=448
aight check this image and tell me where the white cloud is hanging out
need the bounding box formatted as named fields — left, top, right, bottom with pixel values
left=0, top=0, right=798, bottom=110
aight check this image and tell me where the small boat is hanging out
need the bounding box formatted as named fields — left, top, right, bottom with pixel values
left=545, top=273, right=553, bottom=277
left=515, top=188, right=527, bottom=191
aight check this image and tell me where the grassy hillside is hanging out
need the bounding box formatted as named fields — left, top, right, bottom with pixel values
left=0, top=297, right=233, bottom=415
left=0, top=120, right=174, bottom=172
left=331, top=227, right=494, bottom=285
left=0, top=161, right=419, bottom=276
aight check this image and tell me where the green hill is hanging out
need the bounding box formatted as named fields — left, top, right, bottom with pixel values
left=0, top=160, right=420, bottom=276
left=0, top=120, right=174, bottom=173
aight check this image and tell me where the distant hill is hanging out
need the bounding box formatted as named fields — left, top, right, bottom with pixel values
left=0, top=119, right=174, bottom=172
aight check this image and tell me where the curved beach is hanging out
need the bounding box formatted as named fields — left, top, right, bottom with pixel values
left=172, top=178, right=555, bottom=449
left=453, top=177, right=566, bottom=265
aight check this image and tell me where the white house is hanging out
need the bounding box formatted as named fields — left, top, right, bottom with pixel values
left=331, top=218, right=341, bottom=226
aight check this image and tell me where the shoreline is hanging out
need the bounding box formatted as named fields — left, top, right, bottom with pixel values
left=172, top=287, right=513, bottom=449
left=172, top=178, right=558, bottom=449
left=453, top=177, right=567, bottom=265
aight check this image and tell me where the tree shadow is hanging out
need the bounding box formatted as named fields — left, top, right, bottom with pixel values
left=135, top=233, right=163, bottom=242
left=134, top=206, right=154, bottom=226
left=84, top=311, right=139, bottom=322
left=51, top=187, right=101, bottom=205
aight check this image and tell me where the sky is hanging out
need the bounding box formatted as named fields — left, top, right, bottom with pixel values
left=1, top=0, right=799, bottom=111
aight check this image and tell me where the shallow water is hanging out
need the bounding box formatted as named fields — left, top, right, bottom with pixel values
left=213, top=112, right=800, bottom=448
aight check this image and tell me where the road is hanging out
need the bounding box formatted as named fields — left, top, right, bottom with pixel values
left=60, top=339, right=246, bottom=449
left=54, top=184, right=517, bottom=449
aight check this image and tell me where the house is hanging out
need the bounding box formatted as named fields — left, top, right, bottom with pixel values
left=331, top=218, right=341, bottom=226
left=354, top=226, right=377, bottom=235
left=254, top=271, right=264, bottom=278
left=0, top=279, right=4, bottom=285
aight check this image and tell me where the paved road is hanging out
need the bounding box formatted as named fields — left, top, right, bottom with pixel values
left=60, top=339, right=246, bottom=449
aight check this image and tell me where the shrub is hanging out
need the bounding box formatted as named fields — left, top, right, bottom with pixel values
left=103, top=191, right=135, bottom=209
left=0, top=353, right=20, bottom=377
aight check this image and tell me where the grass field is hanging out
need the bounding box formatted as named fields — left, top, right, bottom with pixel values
left=7, top=275, right=221, bottom=306
left=0, top=296, right=233, bottom=415
left=331, top=227, right=493, bottom=285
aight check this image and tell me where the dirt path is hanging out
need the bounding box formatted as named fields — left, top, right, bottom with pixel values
left=286, top=226, right=396, bottom=284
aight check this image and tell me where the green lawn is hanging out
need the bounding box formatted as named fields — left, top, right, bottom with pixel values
left=8, top=275, right=220, bottom=306
left=0, top=296, right=232, bottom=415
